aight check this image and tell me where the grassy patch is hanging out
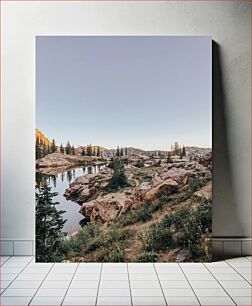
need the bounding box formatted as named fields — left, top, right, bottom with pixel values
left=114, top=201, right=154, bottom=227
left=139, top=224, right=173, bottom=252
left=137, top=198, right=212, bottom=261
left=136, top=251, right=158, bottom=262
left=59, top=224, right=134, bottom=262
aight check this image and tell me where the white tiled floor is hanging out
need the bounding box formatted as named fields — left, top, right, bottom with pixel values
left=0, top=256, right=251, bottom=305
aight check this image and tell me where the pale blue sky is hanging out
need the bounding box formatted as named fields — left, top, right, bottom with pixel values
left=36, top=36, right=211, bottom=150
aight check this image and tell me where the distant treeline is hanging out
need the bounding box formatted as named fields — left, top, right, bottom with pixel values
left=36, top=139, right=75, bottom=159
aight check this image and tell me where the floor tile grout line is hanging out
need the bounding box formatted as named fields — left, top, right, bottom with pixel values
left=178, top=263, right=202, bottom=306
left=28, top=260, right=55, bottom=306
left=225, top=258, right=251, bottom=264
left=225, top=260, right=252, bottom=286
left=0, top=256, right=35, bottom=297
left=244, top=257, right=251, bottom=262
left=61, top=263, right=79, bottom=306
left=95, top=263, right=103, bottom=306
left=0, top=256, right=12, bottom=266
left=0, top=255, right=13, bottom=295
left=1, top=258, right=250, bottom=305
left=178, top=263, right=201, bottom=305
left=126, top=263, right=133, bottom=306
left=203, top=263, right=238, bottom=305
left=153, top=263, right=168, bottom=306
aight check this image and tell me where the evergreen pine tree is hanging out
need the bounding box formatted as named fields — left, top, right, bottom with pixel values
left=167, top=152, right=172, bottom=163
left=120, top=147, right=124, bottom=157
left=125, top=147, right=128, bottom=156
left=88, top=144, right=92, bottom=156
left=71, top=145, right=75, bottom=155
left=60, top=144, right=64, bottom=154
left=65, top=141, right=71, bottom=154
left=182, top=145, right=186, bottom=157
left=42, top=142, right=47, bottom=157
left=116, top=146, right=120, bottom=157
left=36, top=138, right=41, bottom=159
left=51, top=139, right=57, bottom=153
left=135, top=159, right=144, bottom=168
left=105, top=158, right=128, bottom=191
left=179, top=149, right=183, bottom=159
left=36, top=182, right=66, bottom=262
left=97, top=146, right=100, bottom=157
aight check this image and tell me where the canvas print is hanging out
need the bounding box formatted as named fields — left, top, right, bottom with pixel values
left=36, top=36, right=212, bottom=262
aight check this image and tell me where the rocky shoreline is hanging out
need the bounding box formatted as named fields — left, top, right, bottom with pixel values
left=36, top=152, right=107, bottom=175
left=64, top=157, right=212, bottom=224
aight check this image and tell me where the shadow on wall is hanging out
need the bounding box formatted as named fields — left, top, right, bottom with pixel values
left=212, top=41, right=245, bottom=260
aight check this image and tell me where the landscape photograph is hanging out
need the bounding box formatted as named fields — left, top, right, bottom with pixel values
left=36, top=36, right=212, bottom=263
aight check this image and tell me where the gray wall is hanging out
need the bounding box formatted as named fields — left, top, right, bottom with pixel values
left=1, top=1, right=250, bottom=255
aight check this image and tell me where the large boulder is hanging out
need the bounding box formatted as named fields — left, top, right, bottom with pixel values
left=165, top=162, right=211, bottom=181
left=143, top=179, right=178, bottom=201
left=135, top=178, right=178, bottom=202
left=64, top=171, right=112, bottom=204
left=135, top=182, right=151, bottom=201
left=81, top=192, right=134, bottom=223
left=194, top=182, right=212, bottom=200
left=161, top=168, right=189, bottom=185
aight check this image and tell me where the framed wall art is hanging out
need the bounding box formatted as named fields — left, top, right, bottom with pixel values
left=35, top=36, right=212, bottom=262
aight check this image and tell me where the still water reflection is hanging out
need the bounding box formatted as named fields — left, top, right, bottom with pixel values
left=36, top=165, right=104, bottom=235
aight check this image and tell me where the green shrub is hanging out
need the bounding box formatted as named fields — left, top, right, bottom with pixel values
left=135, top=202, right=152, bottom=222
left=175, top=199, right=212, bottom=249
left=171, top=206, right=190, bottom=230
left=106, top=227, right=133, bottom=243
left=102, top=247, right=124, bottom=262
left=114, top=211, right=137, bottom=227
left=176, top=217, right=200, bottom=248
left=76, top=223, right=101, bottom=240
left=85, top=236, right=104, bottom=252
left=59, top=238, right=82, bottom=255
left=135, top=159, right=145, bottom=168
left=84, top=227, right=133, bottom=253
left=95, top=242, right=125, bottom=262
left=148, top=197, right=212, bottom=261
left=104, top=158, right=128, bottom=191
left=139, top=224, right=173, bottom=252
left=58, top=224, right=101, bottom=257
left=159, top=215, right=173, bottom=228
left=115, top=201, right=153, bottom=227
left=136, top=252, right=158, bottom=262
left=194, top=198, right=212, bottom=232
left=188, top=177, right=210, bottom=192
left=188, top=243, right=205, bottom=259
left=136, top=209, right=152, bottom=223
